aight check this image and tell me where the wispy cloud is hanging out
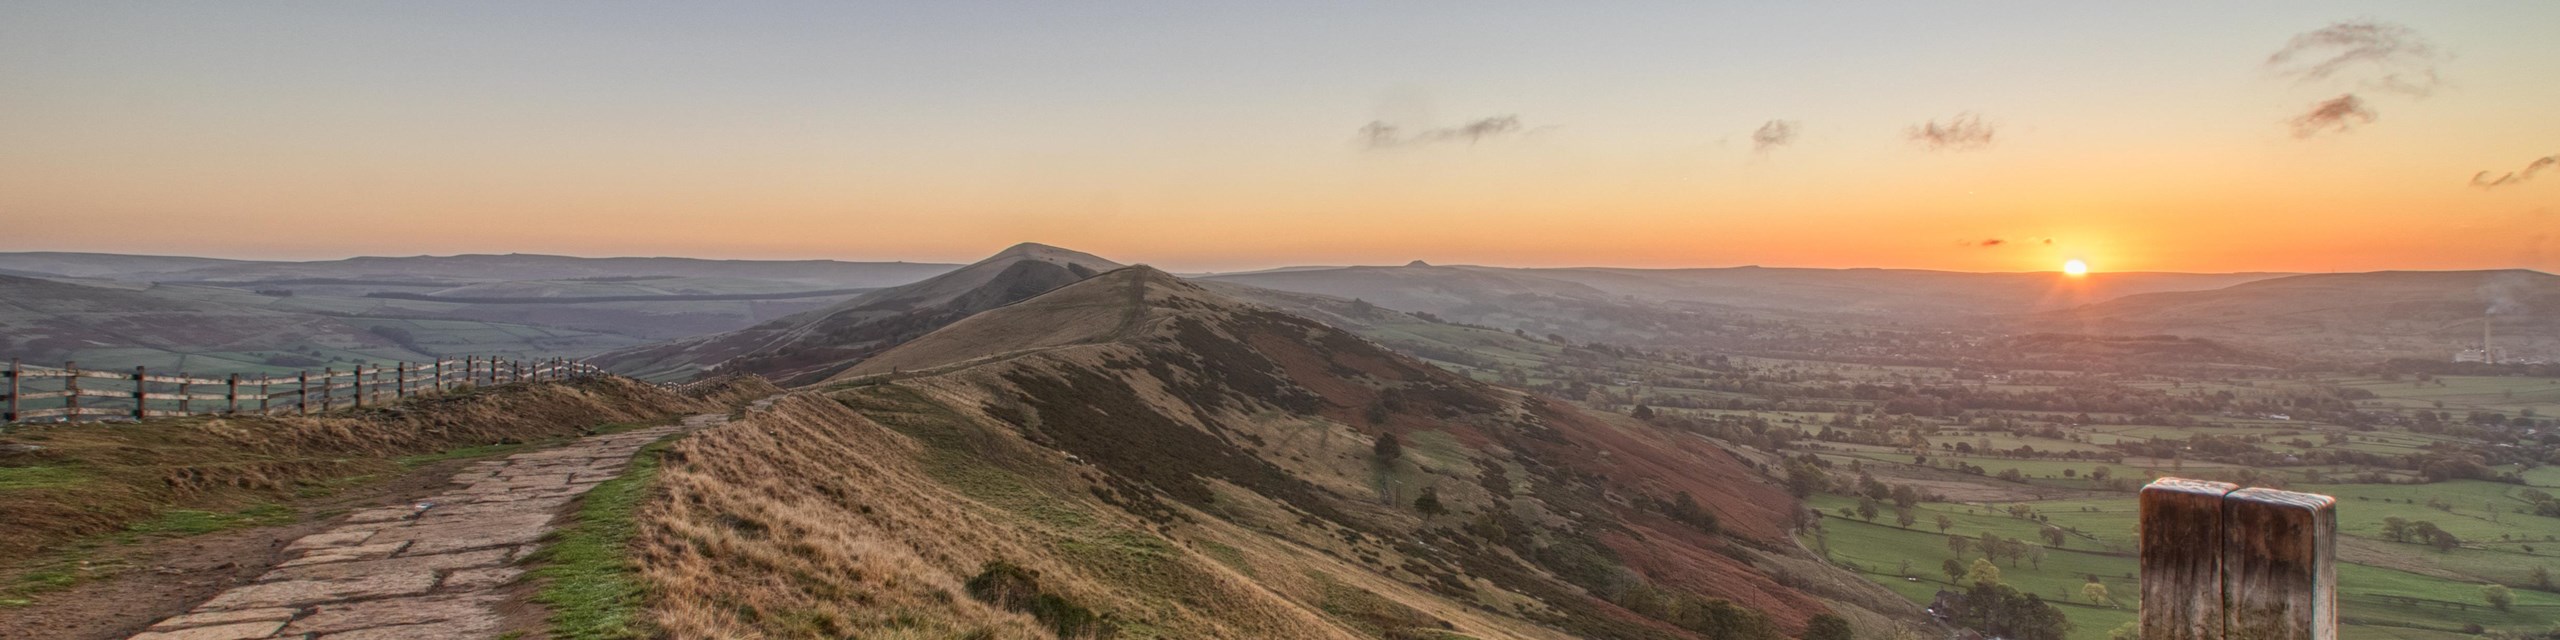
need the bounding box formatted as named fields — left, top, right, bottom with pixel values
left=2268, top=20, right=2446, bottom=97
left=1752, top=120, right=1798, bottom=152
left=1908, top=113, right=1994, bottom=151
left=2288, top=94, right=2376, bottom=138
left=1359, top=116, right=1526, bottom=149
left=2471, top=155, right=2559, bottom=189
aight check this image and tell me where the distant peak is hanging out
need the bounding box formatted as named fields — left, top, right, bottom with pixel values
left=994, top=242, right=1071, bottom=257
left=1405, top=260, right=1432, bottom=268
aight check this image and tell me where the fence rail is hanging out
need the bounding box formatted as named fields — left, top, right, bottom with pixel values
left=3, top=356, right=606, bottom=426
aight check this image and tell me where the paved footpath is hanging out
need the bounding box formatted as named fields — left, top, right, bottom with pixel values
left=129, top=412, right=731, bottom=640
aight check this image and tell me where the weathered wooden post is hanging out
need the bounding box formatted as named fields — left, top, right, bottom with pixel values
left=351, top=364, right=365, bottom=408
left=65, top=361, right=80, bottom=423
left=298, top=371, right=310, bottom=415
left=5, top=358, right=18, bottom=423
left=2142, top=478, right=2336, bottom=640
left=176, top=370, right=190, bottom=415
left=2224, top=488, right=2337, bottom=640
left=322, top=367, right=336, bottom=413
left=227, top=374, right=241, bottom=415
left=132, top=366, right=148, bottom=421
left=2143, top=478, right=2237, bottom=640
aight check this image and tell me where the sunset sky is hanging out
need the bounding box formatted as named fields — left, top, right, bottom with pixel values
left=2, top=2, right=2555, bottom=273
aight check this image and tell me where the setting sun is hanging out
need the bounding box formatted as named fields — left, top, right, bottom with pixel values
left=2062, top=259, right=2090, bottom=276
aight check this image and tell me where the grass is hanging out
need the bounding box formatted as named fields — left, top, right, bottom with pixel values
left=0, top=465, right=90, bottom=491
left=527, top=434, right=682, bottom=640
left=124, top=503, right=299, bottom=537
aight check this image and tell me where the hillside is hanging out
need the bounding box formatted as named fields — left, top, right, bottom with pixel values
left=591, top=243, right=1122, bottom=383
left=113, top=253, right=958, bottom=289
left=1204, top=264, right=2285, bottom=328
left=2043, top=269, right=2560, bottom=358
left=637, top=266, right=1897, bottom=639
left=0, top=274, right=638, bottom=372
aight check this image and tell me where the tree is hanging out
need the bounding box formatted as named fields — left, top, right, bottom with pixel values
left=2028, top=545, right=2048, bottom=570
left=1856, top=498, right=1881, bottom=523
left=2040, top=526, right=2067, bottom=548
left=1943, top=558, right=1966, bottom=583
left=1948, top=536, right=1974, bottom=559
left=1896, top=507, right=1918, bottom=529
left=1373, top=433, right=1403, bottom=462
left=2483, top=584, right=2514, bottom=611
left=1899, top=558, right=1916, bottom=578
left=1936, top=514, right=1955, bottom=533
left=1631, top=404, right=1656, bottom=420
left=1801, top=614, right=1854, bottom=640
left=2082, top=581, right=2113, bottom=607
left=2532, top=565, right=2554, bottom=592
left=1949, top=582, right=2071, bottom=640
left=1965, top=558, right=2003, bottom=587
left=2382, top=517, right=2412, bottom=543
left=1414, top=487, right=1447, bottom=516
left=1786, top=462, right=1828, bottom=498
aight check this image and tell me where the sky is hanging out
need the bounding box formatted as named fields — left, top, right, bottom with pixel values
left=2, top=1, right=2556, bottom=274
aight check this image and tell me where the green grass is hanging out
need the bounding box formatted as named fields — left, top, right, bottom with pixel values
left=0, top=466, right=90, bottom=492
left=527, top=435, right=680, bottom=640
left=1804, top=492, right=2560, bottom=640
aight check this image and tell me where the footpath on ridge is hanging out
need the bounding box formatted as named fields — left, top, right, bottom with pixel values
left=127, top=410, right=736, bottom=640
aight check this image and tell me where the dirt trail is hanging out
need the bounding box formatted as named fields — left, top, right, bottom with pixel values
left=125, top=410, right=733, bottom=640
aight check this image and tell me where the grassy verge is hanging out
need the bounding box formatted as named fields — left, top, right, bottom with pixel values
left=525, top=434, right=681, bottom=640
left=0, top=502, right=302, bottom=607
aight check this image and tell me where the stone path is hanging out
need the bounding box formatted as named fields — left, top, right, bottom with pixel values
left=128, top=412, right=731, bottom=640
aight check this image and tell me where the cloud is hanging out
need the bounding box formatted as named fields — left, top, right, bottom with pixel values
left=2288, top=94, right=2376, bottom=138
left=1908, top=113, right=1995, bottom=151
left=1979, top=238, right=2007, bottom=247
left=1752, top=120, right=1798, bottom=152
left=2471, top=155, right=2560, bottom=189
left=2267, top=20, right=2445, bottom=97
left=1359, top=116, right=1525, bottom=149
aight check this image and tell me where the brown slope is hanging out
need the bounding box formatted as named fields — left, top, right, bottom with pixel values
left=653, top=266, right=1836, bottom=639
left=589, top=242, right=1121, bottom=383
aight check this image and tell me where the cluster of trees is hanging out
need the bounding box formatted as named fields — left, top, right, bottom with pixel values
left=2380, top=517, right=2464, bottom=552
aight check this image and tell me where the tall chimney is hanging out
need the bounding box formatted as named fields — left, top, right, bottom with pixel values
left=2483, top=314, right=2495, bottom=364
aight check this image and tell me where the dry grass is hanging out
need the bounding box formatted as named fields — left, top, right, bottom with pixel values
left=639, top=392, right=1425, bottom=639
left=0, top=377, right=712, bottom=560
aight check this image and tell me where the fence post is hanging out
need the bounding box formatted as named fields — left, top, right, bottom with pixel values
left=65, top=361, right=79, bottom=423
left=176, top=370, right=190, bottom=415
left=133, top=365, right=148, bottom=421
left=5, top=358, right=17, bottom=424
left=227, top=374, right=241, bottom=415
left=352, top=365, right=365, bottom=408
left=2223, top=488, right=2338, bottom=640
left=258, top=375, right=270, bottom=414
left=2142, top=478, right=2236, bottom=640
left=396, top=362, right=408, bottom=400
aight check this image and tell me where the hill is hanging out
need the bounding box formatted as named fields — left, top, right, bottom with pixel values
left=1204, top=264, right=2284, bottom=328
left=0, top=274, right=638, bottom=372
left=0, top=252, right=264, bottom=278
left=112, top=253, right=957, bottom=289
left=636, top=266, right=1903, bottom=639
left=2043, top=270, right=2560, bottom=358
left=591, top=243, right=1122, bottom=383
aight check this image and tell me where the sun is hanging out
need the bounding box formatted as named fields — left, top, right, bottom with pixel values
left=2062, top=259, right=2090, bottom=277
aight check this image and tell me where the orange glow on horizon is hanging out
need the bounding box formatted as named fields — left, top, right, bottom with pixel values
left=2063, top=259, right=2090, bottom=276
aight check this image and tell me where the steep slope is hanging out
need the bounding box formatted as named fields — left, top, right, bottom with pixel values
left=641, top=267, right=1862, bottom=639
left=2042, top=270, right=2560, bottom=357
left=591, top=243, right=1122, bottom=383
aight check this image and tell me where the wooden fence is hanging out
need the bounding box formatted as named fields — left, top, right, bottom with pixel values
left=2, top=356, right=606, bottom=426
left=2141, top=477, right=2337, bottom=640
